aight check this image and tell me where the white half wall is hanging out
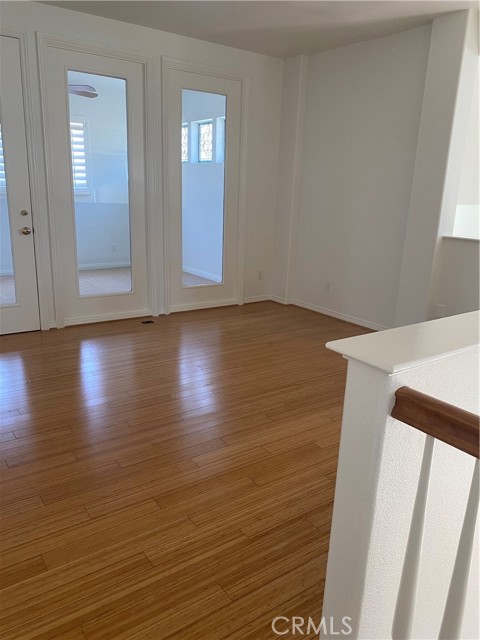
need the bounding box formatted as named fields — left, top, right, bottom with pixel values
left=289, top=26, right=431, bottom=329
left=323, top=313, right=479, bottom=639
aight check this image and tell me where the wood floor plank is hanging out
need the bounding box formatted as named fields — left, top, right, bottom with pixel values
left=82, top=583, right=231, bottom=640
left=49, top=628, right=87, bottom=640
left=0, top=302, right=369, bottom=638
left=0, top=521, right=194, bottom=617
left=0, top=555, right=47, bottom=590
left=1, top=554, right=154, bottom=640
left=164, top=556, right=327, bottom=640
left=225, top=583, right=325, bottom=640
left=0, top=495, right=44, bottom=520
left=1, top=501, right=158, bottom=570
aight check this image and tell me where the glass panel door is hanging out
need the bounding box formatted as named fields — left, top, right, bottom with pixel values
left=164, top=63, right=242, bottom=312
left=0, top=36, right=40, bottom=334
left=181, top=90, right=226, bottom=287
left=42, top=46, right=149, bottom=326
left=67, top=71, right=132, bottom=296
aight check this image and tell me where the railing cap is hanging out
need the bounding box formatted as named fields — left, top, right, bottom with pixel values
left=326, top=311, right=480, bottom=374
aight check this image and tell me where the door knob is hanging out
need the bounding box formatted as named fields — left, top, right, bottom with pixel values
left=21, top=227, right=32, bottom=235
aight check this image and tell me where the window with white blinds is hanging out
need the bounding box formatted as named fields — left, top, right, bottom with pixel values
left=70, top=119, right=89, bottom=193
left=198, top=120, right=213, bottom=163
left=181, top=123, right=188, bottom=163
left=0, top=123, right=6, bottom=192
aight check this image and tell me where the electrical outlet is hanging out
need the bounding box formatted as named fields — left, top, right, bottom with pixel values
left=257, top=271, right=263, bottom=281
left=111, top=244, right=117, bottom=253
left=326, top=282, right=332, bottom=293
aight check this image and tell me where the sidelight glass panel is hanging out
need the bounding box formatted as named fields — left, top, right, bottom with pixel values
left=0, top=121, right=17, bottom=305
left=181, top=89, right=226, bottom=287
left=67, top=70, right=132, bottom=296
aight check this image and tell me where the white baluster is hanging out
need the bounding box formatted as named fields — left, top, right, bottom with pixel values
left=438, top=458, right=479, bottom=640
left=392, top=435, right=435, bottom=640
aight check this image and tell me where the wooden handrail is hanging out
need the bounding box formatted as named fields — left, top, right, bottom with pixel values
left=391, top=387, right=479, bottom=458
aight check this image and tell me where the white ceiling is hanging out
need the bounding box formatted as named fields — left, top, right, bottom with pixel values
left=43, top=1, right=478, bottom=58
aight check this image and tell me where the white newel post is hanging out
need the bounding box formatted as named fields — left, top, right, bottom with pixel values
left=321, top=312, right=479, bottom=640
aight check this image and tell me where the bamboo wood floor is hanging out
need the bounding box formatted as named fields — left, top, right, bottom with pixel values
left=0, top=302, right=368, bottom=640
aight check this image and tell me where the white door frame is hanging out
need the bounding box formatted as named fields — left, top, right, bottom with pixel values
left=161, top=57, right=248, bottom=314
left=0, top=34, right=40, bottom=334
left=0, top=29, right=52, bottom=330
left=37, top=34, right=161, bottom=327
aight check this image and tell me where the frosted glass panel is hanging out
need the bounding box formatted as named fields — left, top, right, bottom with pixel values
left=67, top=70, right=132, bottom=296
left=181, top=89, right=226, bottom=287
left=0, top=122, right=17, bottom=305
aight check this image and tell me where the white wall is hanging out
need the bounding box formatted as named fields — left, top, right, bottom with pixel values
left=434, top=237, right=480, bottom=317
left=1, top=1, right=283, bottom=326
left=457, top=71, right=479, bottom=208
left=182, top=90, right=225, bottom=282
left=271, top=55, right=308, bottom=303
left=396, top=10, right=478, bottom=326
left=288, top=26, right=431, bottom=330
left=454, top=69, right=479, bottom=239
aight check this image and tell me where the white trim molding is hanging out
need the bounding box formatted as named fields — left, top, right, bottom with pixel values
left=242, top=295, right=271, bottom=304
left=64, top=308, right=151, bottom=326
left=290, top=298, right=390, bottom=331
left=170, top=298, right=237, bottom=313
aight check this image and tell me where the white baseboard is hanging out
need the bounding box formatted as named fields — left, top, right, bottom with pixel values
left=78, top=261, right=131, bottom=270
left=169, top=298, right=237, bottom=313
left=182, top=266, right=222, bottom=283
left=289, top=298, right=389, bottom=331
left=64, top=308, right=151, bottom=326
left=58, top=296, right=386, bottom=331
left=243, top=295, right=271, bottom=303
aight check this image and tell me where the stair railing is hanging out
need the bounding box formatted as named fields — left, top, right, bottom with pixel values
left=391, top=387, right=479, bottom=640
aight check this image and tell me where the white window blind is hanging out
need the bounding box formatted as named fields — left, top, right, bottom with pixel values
left=181, top=123, right=188, bottom=163
left=70, top=119, right=88, bottom=193
left=0, top=124, right=6, bottom=191
left=198, top=120, right=213, bottom=162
